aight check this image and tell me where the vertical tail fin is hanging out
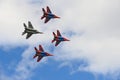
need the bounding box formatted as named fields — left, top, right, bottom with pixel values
left=23, top=23, right=27, bottom=28
left=34, top=47, right=38, bottom=52
left=41, top=8, right=46, bottom=19
left=52, top=32, right=57, bottom=43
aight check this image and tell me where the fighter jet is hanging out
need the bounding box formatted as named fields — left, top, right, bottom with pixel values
left=22, top=21, right=43, bottom=39
left=41, top=6, right=60, bottom=23
left=52, top=30, right=70, bottom=46
left=33, top=45, right=53, bottom=62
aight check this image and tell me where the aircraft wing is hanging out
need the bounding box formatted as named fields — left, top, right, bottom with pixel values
left=44, top=17, right=51, bottom=23
left=28, top=21, right=34, bottom=29
left=57, top=30, right=61, bottom=36
left=39, top=45, right=44, bottom=51
left=47, top=6, right=52, bottom=13
left=55, top=40, right=61, bottom=46
left=26, top=33, right=32, bottom=39
left=37, top=56, right=43, bottom=62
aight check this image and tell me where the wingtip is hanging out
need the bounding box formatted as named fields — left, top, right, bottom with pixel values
left=55, top=44, right=58, bottom=47
left=39, top=44, right=42, bottom=47
left=46, top=6, right=49, bottom=8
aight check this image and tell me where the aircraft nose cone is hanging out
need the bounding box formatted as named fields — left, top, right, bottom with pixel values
left=49, top=54, right=53, bottom=56
left=47, top=53, right=53, bottom=56
left=64, top=38, right=70, bottom=41
left=38, top=32, right=43, bottom=34
left=54, top=15, right=60, bottom=18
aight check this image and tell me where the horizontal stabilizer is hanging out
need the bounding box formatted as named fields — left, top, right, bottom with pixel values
left=22, top=31, right=26, bottom=35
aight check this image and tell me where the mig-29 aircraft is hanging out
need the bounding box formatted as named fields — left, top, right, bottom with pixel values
left=33, top=45, right=53, bottom=62
left=22, top=21, right=43, bottom=39
left=41, top=6, right=60, bottom=23
left=52, top=30, right=70, bottom=46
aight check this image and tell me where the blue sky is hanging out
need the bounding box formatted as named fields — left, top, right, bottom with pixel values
left=0, top=47, right=105, bottom=80
left=0, top=0, right=120, bottom=80
left=0, top=47, right=119, bottom=80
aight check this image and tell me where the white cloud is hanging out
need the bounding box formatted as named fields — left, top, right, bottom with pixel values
left=46, top=0, right=120, bottom=74
left=0, top=0, right=120, bottom=79
left=0, top=46, right=48, bottom=80
left=0, top=0, right=50, bottom=80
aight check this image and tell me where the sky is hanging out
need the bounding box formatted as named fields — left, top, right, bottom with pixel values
left=0, top=0, right=120, bottom=80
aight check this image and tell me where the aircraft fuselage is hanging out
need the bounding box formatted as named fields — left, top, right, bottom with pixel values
left=26, top=28, right=39, bottom=34
left=46, top=13, right=55, bottom=19
left=36, top=52, right=47, bottom=57
left=56, top=36, right=65, bottom=41
left=40, top=52, right=47, bottom=57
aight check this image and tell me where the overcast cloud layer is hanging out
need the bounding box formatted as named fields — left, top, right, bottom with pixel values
left=0, top=0, right=120, bottom=79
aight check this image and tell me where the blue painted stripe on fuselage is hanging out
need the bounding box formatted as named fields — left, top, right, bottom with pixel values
left=48, top=13, right=54, bottom=18
left=58, top=36, right=64, bottom=41
left=40, top=52, right=47, bottom=57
